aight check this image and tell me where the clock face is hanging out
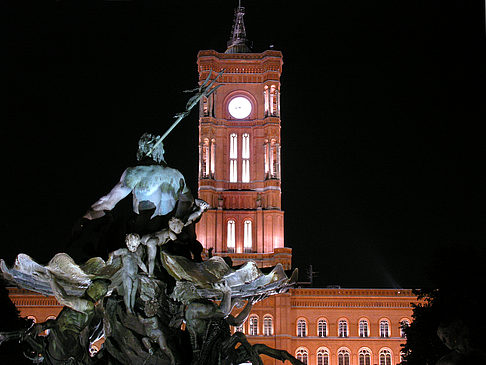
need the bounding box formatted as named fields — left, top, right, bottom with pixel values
left=228, top=96, right=252, bottom=119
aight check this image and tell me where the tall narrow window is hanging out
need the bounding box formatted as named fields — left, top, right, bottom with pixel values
left=243, top=219, right=252, bottom=253
left=359, top=349, right=371, bottom=365
left=297, top=319, right=307, bottom=337
left=338, top=349, right=350, bottom=365
left=201, top=139, right=210, bottom=178
left=263, top=316, right=273, bottom=336
left=400, top=320, right=410, bottom=338
left=242, top=133, right=250, bottom=182
left=317, top=319, right=327, bottom=337
left=317, top=348, right=329, bottom=365
left=227, top=220, right=235, bottom=253
left=379, top=349, right=392, bottom=365
left=229, top=133, right=238, bottom=182
left=295, top=348, right=308, bottom=365
left=263, top=86, right=269, bottom=116
left=359, top=320, right=369, bottom=337
left=210, top=139, right=215, bottom=177
left=338, top=320, right=348, bottom=338
left=249, top=315, right=258, bottom=336
left=380, top=320, right=390, bottom=338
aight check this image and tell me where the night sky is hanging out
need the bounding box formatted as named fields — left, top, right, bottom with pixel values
left=3, top=0, right=485, bottom=289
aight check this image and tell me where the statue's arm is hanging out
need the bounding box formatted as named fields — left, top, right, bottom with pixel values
left=84, top=170, right=132, bottom=220
left=135, top=250, right=148, bottom=274
left=214, top=281, right=232, bottom=317
left=226, top=299, right=253, bottom=327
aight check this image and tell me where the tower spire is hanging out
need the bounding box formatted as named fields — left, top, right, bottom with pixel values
left=225, top=0, right=252, bottom=54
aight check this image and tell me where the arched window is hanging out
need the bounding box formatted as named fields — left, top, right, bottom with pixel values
left=249, top=315, right=258, bottom=336
left=359, top=319, right=369, bottom=337
left=338, top=319, right=348, bottom=338
left=263, top=315, right=273, bottom=336
left=338, top=349, right=350, bottom=365
left=317, top=319, right=327, bottom=337
left=227, top=219, right=235, bottom=253
left=243, top=219, right=252, bottom=253
left=242, top=133, right=250, bottom=182
left=379, top=349, right=392, bottom=365
left=317, top=348, right=329, bottom=365
left=400, top=319, right=410, bottom=338
left=359, top=348, right=372, bottom=365
left=229, top=133, right=238, bottom=182
left=380, top=319, right=390, bottom=338
left=297, top=319, right=307, bottom=337
left=295, top=348, right=308, bottom=365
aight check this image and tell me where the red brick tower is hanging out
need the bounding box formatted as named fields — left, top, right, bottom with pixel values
left=195, top=3, right=291, bottom=269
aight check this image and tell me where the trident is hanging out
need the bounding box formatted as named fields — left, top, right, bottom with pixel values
left=147, top=69, right=224, bottom=157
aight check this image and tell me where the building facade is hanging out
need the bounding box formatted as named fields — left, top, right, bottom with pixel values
left=7, top=4, right=418, bottom=365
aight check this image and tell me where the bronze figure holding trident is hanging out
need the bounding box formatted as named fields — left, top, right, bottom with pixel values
left=84, top=69, right=224, bottom=222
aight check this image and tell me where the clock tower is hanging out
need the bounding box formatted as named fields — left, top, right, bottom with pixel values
left=195, top=2, right=292, bottom=269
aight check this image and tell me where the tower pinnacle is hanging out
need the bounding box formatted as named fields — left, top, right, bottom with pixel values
left=225, top=0, right=252, bottom=54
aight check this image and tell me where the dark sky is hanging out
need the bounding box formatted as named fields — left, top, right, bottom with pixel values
left=3, top=0, right=485, bottom=289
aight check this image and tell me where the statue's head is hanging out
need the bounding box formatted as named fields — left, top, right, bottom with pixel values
left=168, top=217, right=184, bottom=234
left=137, top=133, right=165, bottom=164
left=86, top=279, right=110, bottom=302
left=125, top=233, right=141, bottom=252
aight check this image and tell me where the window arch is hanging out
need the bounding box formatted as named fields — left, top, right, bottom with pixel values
left=379, top=349, right=393, bottom=365
left=338, top=348, right=350, bottom=365
left=229, top=133, right=238, bottom=182
left=27, top=315, right=37, bottom=323
left=243, top=219, right=252, bottom=253
left=296, top=318, right=307, bottom=337
left=359, top=348, right=372, bottom=365
left=359, top=319, right=370, bottom=337
left=338, top=319, right=349, bottom=337
left=317, top=318, right=327, bottom=337
left=249, top=315, right=258, bottom=336
left=226, top=219, right=236, bottom=253
left=263, top=315, right=273, bottom=336
left=317, top=347, right=329, bottom=365
left=380, top=319, right=390, bottom=338
left=295, top=347, right=308, bottom=364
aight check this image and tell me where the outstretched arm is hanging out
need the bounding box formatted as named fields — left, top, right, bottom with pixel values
left=84, top=170, right=132, bottom=220
left=226, top=299, right=254, bottom=327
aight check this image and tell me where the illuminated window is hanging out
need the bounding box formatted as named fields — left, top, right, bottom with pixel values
left=359, top=319, right=369, bottom=337
left=263, top=315, right=273, bottom=336
left=338, top=320, right=348, bottom=338
left=263, top=85, right=269, bottom=116
left=380, top=349, right=392, bottom=365
left=380, top=320, right=390, bottom=338
left=317, top=319, right=327, bottom=337
left=227, top=220, right=235, bottom=253
left=249, top=315, right=258, bottom=336
left=229, top=133, right=237, bottom=182
left=317, top=348, right=329, bottom=365
left=243, top=219, right=252, bottom=253
left=242, top=133, right=250, bottom=182
left=400, top=319, right=410, bottom=338
left=359, top=349, right=372, bottom=365
left=235, top=321, right=245, bottom=333
left=338, top=349, right=350, bottom=365
left=296, top=348, right=308, bottom=364
left=297, top=319, right=307, bottom=337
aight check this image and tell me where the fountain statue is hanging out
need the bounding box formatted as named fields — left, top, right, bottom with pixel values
left=0, top=70, right=303, bottom=365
